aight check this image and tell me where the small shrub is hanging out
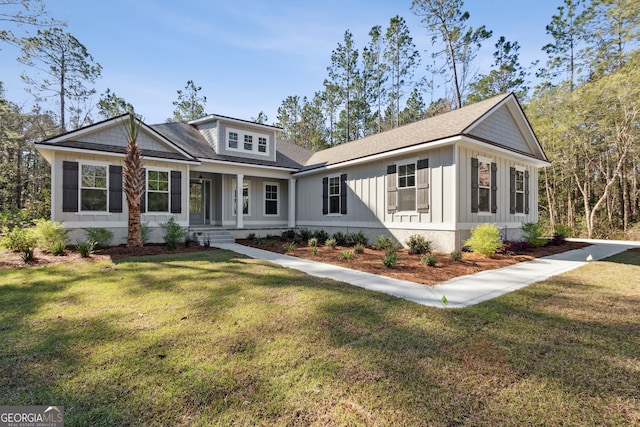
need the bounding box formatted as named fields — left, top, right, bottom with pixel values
left=32, top=219, right=67, bottom=251
left=339, top=250, right=354, bottom=260
left=247, top=232, right=256, bottom=240
left=450, top=250, right=462, bottom=262
left=353, top=243, right=365, bottom=254
left=0, top=209, right=33, bottom=231
left=254, top=236, right=264, bottom=245
left=522, top=222, right=547, bottom=247
left=308, top=237, right=318, bottom=247
left=382, top=249, right=398, bottom=268
left=332, top=232, right=348, bottom=246
left=283, top=241, right=297, bottom=252
left=464, top=223, right=503, bottom=257
left=161, top=217, right=188, bottom=250
left=21, top=246, right=35, bottom=263
left=51, top=240, right=66, bottom=256
left=299, top=228, right=312, bottom=240
left=281, top=229, right=297, bottom=241
left=346, top=230, right=368, bottom=246
left=406, top=234, right=432, bottom=255
left=84, top=227, right=114, bottom=249
left=325, top=238, right=337, bottom=248
left=141, top=223, right=151, bottom=245
left=421, top=253, right=437, bottom=267
left=311, top=246, right=319, bottom=256
left=372, top=235, right=397, bottom=253
left=293, top=235, right=303, bottom=244
left=184, top=237, right=191, bottom=247
left=553, top=224, right=572, bottom=239
left=312, top=229, right=329, bottom=244
left=1, top=227, right=36, bottom=252
left=203, top=239, right=211, bottom=248
left=76, top=240, right=96, bottom=258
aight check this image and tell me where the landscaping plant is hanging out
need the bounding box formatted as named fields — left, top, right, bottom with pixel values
left=75, top=240, right=96, bottom=258
left=521, top=222, right=548, bottom=247
left=464, top=223, right=503, bottom=256
left=406, top=234, right=432, bottom=255
left=161, top=217, right=188, bottom=250
left=32, top=219, right=68, bottom=252
left=421, top=253, right=437, bottom=267
left=84, top=227, right=114, bottom=249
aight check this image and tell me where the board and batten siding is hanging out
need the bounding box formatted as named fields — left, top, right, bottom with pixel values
left=51, top=151, right=190, bottom=244
left=457, top=145, right=539, bottom=229
left=220, top=174, right=290, bottom=226
left=295, top=146, right=455, bottom=227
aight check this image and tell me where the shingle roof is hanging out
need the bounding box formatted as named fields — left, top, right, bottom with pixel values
left=151, top=122, right=313, bottom=170
left=299, top=93, right=514, bottom=172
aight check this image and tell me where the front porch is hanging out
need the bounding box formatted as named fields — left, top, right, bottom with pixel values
left=187, top=169, right=296, bottom=236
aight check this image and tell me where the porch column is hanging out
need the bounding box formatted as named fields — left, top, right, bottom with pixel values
left=236, top=173, right=244, bottom=229
left=288, top=178, right=296, bottom=228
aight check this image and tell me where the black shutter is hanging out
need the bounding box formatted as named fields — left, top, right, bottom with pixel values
left=491, top=162, right=497, bottom=213
left=525, top=170, right=530, bottom=214
left=470, top=158, right=478, bottom=213
left=62, top=161, right=79, bottom=212
left=417, top=159, right=429, bottom=213
left=170, top=171, right=182, bottom=213
left=340, top=174, right=347, bottom=215
left=109, top=165, right=123, bottom=213
left=322, top=177, right=328, bottom=215
left=140, top=168, right=146, bottom=213
left=386, top=164, right=397, bottom=214
left=509, top=167, right=516, bottom=214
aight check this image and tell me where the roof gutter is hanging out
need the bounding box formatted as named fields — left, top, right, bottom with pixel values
left=34, top=143, right=201, bottom=165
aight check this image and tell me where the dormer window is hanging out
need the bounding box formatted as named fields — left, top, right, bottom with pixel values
left=258, top=137, right=267, bottom=153
left=225, top=127, right=269, bottom=156
left=228, top=132, right=238, bottom=149
left=244, top=135, right=253, bottom=151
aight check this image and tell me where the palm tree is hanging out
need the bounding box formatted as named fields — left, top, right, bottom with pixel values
left=123, top=113, right=144, bottom=247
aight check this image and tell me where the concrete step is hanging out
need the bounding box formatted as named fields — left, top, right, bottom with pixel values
left=190, top=228, right=235, bottom=246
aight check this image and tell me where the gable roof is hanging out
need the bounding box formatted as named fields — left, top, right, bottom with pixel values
left=298, top=93, right=548, bottom=173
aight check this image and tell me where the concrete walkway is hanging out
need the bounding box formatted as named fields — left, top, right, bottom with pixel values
left=213, top=239, right=640, bottom=308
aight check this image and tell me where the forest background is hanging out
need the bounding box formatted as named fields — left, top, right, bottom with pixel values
left=1, top=0, right=638, bottom=239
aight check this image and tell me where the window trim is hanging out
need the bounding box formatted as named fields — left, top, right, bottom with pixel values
left=79, top=161, right=109, bottom=213
left=232, top=179, right=251, bottom=217
left=395, top=158, right=418, bottom=214
left=258, top=137, right=267, bottom=153
left=145, top=167, right=171, bottom=213
left=244, top=134, right=253, bottom=151
left=263, top=181, right=279, bottom=217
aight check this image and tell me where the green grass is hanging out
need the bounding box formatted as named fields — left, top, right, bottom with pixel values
left=1, top=249, right=639, bottom=426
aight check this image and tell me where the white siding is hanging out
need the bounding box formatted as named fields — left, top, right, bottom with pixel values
left=198, top=121, right=218, bottom=151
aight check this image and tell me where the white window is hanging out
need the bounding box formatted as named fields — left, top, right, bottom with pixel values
left=147, top=170, right=169, bottom=212
left=80, top=164, right=108, bottom=211
left=233, top=181, right=250, bottom=216
left=329, top=176, right=340, bottom=214
left=397, top=162, right=416, bottom=212
left=515, top=169, right=525, bottom=214
left=244, top=135, right=253, bottom=151
left=478, top=160, right=491, bottom=212
left=264, top=183, right=278, bottom=216
left=228, top=132, right=238, bottom=149
left=258, top=137, right=267, bottom=153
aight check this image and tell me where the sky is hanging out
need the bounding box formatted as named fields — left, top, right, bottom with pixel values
left=0, top=0, right=561, bottom=126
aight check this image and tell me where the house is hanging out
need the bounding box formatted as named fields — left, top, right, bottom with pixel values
left=35, top=93, right=549, bottom=251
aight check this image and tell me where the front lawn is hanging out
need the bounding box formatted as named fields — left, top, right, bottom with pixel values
left=1, top=250, right=638, bottom=426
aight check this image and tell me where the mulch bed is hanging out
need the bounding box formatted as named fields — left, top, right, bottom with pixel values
left=1, top=239, right=591, bottom=286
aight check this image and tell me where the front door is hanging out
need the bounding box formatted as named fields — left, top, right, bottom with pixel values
left=189, top=180, right=209, bottom=225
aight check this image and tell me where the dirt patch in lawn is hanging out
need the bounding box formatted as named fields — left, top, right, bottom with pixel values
left=236, top=239, right=591, bottom=286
